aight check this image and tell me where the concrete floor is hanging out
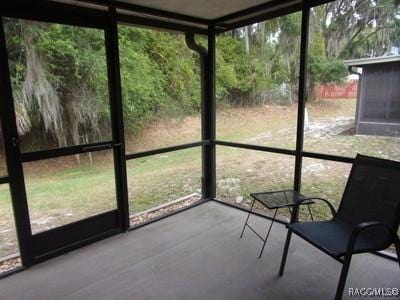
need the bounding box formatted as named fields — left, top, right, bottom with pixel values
left=0, top=201, right=399, bottom=300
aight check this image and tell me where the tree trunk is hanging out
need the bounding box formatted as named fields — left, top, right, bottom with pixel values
left=304, top=108, right=310, bottom=131
left=244, top=26, right=250, bottom=54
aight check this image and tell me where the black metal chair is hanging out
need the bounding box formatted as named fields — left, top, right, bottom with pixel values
left=278, top=154, right=400, bottom=300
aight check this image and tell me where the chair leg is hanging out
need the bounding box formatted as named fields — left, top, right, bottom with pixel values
left=335, top=253, right=353, bottom=300
left=278, top=229, right=292, bottom=276
left=394, top=236, right=400, bottom=269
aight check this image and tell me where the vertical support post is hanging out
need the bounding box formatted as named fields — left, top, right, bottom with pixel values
left=105, top=8, right=130, bottom=231
left=293, top=5, right=310, bottom=192
left=0, top=19, right=33, bottom=266
left=185, top=27, right=216, bottom=200
left=204, top=25, right=217, bottom=199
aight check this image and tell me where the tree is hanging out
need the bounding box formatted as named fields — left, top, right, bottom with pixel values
left=5, top=20, right=109, bottom=151
left=5, top=21, right=202, bottom=151
left=307, top=0, right=400, bottom=100
left=308, top=10, right=347, bottom=101
left=324, top=0, right=400, bottom=59
left=217, top=0, right=399, bottom=103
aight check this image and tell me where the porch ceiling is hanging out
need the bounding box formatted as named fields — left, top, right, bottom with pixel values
left=51, top=0, right=303, bottom=31
left=119, top=0, right=273, bottom=20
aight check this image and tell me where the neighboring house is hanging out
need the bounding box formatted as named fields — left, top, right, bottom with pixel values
left=344, top=55, right=400, bottom=137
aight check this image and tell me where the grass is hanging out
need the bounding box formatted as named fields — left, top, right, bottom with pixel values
left=126, top=147, right=201, bottom=212
left=217, top=104, right=297, bottom=149
left=1, top=98, right=400, bottom=257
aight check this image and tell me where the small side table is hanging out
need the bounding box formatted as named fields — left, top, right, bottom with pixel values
left=240, top=190, right=314, bottom=258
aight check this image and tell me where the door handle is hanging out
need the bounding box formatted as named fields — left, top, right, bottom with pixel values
left=81, top=143, right=121, bottom=152
left=12, top=136, right=19, bottom=147
left=82, top=144, right=113, bottom=152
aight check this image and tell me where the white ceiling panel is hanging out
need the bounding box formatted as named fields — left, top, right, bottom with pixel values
left=119, top=0, right=273, bottom=20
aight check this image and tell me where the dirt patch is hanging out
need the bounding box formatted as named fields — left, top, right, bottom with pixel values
left=126, top=115, right=201, bottom=153
left=0, top=256, right=21, bottom=275
left=130, top=193, right=202, bottom=227
left=306, top=117, right=355, bottom=139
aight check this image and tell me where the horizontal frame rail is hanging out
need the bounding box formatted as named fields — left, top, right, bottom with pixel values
left=21, top=141, right=117, bottom=162
left=216, top=141, right=356, bottom=165
left=125, top=141, right=209, bottom=160
left=302, top=151, right=354, bottom=164
left=1, top=0, right=110, bottom=29
left=0, top=176, right=10, bottom=184
left=216, top=140, right=296, bottom=156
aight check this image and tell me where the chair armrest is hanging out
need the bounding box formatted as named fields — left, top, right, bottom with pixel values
left=295, top=197, right=336, bottom=218
left=346, top=221, right=397, bottom=254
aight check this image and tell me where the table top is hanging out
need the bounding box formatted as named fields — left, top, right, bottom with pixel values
left=250, top=190, right=313, bottom=209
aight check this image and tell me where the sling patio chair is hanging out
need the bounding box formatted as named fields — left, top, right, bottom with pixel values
left=278, top=154, right=400, bottom=300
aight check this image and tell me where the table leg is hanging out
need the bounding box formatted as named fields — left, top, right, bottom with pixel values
left=258, top=208, right=278, bottom=258
left=287, top=207, right=292, bottom=216
left=240, top=198, right=255, bottom=238
left=306, top=203, right=314, bottom=221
